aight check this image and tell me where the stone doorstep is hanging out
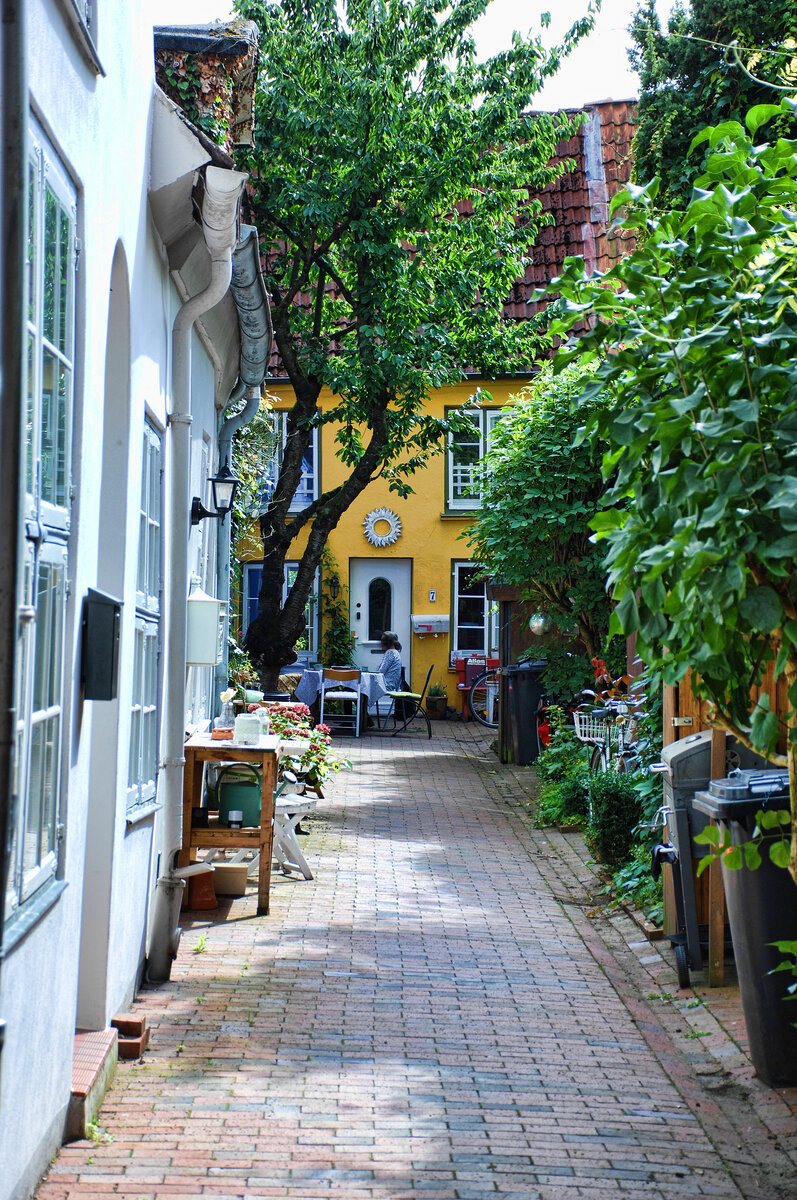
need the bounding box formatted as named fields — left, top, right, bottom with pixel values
left=111, top=1011, right=152, bottom=1059
left=65, top=1028, right=118, bottom=1143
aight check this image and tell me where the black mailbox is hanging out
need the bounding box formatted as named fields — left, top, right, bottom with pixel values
left=82, top=589, right=122, bottom=700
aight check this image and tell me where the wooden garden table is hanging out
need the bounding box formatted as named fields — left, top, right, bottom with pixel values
left=178, top=733, right=281, bottom=915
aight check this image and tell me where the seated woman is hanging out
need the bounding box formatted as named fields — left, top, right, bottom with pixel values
left=376, top=631, right=403, bottom=692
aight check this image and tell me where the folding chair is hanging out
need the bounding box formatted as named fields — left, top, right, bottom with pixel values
left=273, top=795, right=318, bottom=879
left=381, top=665, right=433, bottom=738
left=319, top=667, right=362, bottom=737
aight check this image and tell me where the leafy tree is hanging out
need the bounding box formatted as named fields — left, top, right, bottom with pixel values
left=232, top=0, right=596, bottom=688
left=467, top=363, right=612, bottom=661
left=547, top=100, right=797, bottom=883
left=629, top=0, right=797, bottom=209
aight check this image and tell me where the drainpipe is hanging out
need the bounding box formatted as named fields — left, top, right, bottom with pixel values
left=214, top=383, right=260, bottom=709
left=147, top=165, right=247, bottom=982
left=214, top=225, right=273, bottom=710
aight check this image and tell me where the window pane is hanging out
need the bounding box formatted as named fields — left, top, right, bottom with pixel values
left=44, top=186, right=58, bottom=345
left=457, top=597, right=486, bottom=626
left=457, top=567, right=484, bottom=597
left=458, top=628, right=486, bottom=651
left=33, top=559, right=64, bottom=712
left=28, top=160, right=37, bottom=326
left=56, top=363, right=70, bottom=506
left=59, top=206, right=71, bottom=354
left=26, top=334, right=36, bottom=493
left=25, top=715, right=59, bottom=874
left=368, top=578, right=391, bottom=642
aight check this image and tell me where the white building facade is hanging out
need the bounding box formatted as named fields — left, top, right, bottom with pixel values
left=0, top=6, right=265, bottom=1197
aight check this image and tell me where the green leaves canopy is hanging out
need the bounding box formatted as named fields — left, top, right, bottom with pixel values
left=547, top=101, right=797, bottom=876
left=233, top=0, right=595, bottom=681
left=467, top=364, right=611, bottom=660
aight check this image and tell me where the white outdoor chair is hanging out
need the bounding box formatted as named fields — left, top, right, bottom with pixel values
left=319, top=667, right=362, bottom=737
left=273, top=795, right=318, bottom=879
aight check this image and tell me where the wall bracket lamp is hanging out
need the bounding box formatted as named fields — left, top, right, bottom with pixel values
left=191, top=459, right=240, bottom=526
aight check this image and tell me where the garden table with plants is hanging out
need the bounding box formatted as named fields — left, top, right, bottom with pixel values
left=178, top=732, right=281, bottom=915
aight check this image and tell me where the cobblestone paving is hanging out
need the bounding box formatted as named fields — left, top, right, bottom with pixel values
left=40, top=724, right=797, bottom=1199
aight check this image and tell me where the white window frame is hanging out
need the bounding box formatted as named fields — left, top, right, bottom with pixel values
left=243, top=562, right=319, bottom=662
left=7, top=119, right=76, bottom=921
left=259, top=411, right=318, bottom=513
left=446, top=407, right=503, bottom=510
left=128, top=422, right=162, bottom=813
left=450, top=561, right=498, bottom=663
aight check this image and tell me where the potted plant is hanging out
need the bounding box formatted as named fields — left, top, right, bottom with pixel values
left=426, top=680, right=448, bottom=720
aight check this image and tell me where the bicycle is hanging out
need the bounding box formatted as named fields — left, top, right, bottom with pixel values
left=468, top=667, right=501, bottom=728
left=573, top=700, right=643, bottom=773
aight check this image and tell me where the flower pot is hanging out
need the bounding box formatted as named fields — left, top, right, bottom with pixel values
left=426, top=695, right=448, bottom=719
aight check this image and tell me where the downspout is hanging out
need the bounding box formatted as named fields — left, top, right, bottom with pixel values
left=148, top=165, right=247, bottom=981
left=214, top=225, right=272, bottom=709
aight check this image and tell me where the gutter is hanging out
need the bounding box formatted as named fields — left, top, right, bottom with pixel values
left=147, top=164, right=247, bottom=982
left=214, top=225, right=273, bottom=708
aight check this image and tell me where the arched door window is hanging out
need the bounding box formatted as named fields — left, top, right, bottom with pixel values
left=368, top=578, right=392, bottom=641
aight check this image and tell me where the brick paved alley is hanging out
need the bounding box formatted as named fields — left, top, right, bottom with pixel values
left=40, top=724, right=797, bottom=1200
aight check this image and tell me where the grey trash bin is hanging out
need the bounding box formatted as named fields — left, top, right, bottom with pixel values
left=693, top=770, right=797, bottom=1087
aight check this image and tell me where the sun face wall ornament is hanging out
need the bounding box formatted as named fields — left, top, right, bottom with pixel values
left=363, top=507, right=402, bottom=548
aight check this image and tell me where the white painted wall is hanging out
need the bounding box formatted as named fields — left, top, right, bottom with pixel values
left=0, top=3, right=238, bottom=1195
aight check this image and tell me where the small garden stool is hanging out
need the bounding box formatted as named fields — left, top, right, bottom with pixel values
left=273, top=796, right=318, bottom=879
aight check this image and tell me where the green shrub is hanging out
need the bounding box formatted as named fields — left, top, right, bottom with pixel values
left=535, top=705, right=588, bottom=784
left=612, top=845, right=663, bottom=926
left=586, top=771, right=642, bottom=868
left=536, top=770, right=590, bottom=827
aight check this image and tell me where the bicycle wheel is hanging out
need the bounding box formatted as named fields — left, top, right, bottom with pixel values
left=468, top=669, right=500, bottom=728
left=589, top=742, right=609, bottom=773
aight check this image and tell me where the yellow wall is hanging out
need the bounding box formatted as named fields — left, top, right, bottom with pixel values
left=240, top=377, right=523, bottom=708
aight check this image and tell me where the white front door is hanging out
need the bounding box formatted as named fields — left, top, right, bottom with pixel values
left=349, top=558, right=412, bottom=674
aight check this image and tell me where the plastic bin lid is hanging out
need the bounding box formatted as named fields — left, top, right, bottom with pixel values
left=503, top=660, right=547, bottom=675
left=692, top=769, right=789, bottom=821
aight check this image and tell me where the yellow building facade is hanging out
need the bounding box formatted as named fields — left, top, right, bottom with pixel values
left=238, top=376, right=522, bottom=711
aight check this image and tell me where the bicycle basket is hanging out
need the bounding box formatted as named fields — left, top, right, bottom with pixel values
left=572, top=710, right=617, bottom=744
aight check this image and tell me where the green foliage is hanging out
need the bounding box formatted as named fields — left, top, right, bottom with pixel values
left=695, top=807, right=792, bottom=874
left=629, top=0, right=797, bottom=209
left=586, top=772, right=643, bottom=868
left=234, top=0, right=597, bottom=681
left=536, top=770, right=591, bottom=827
left=319, top=550, right=354, bottom=667
left=548, top=102, right=797, bottom=879
left=612, top=845, right=663, bottom=925
left=534, top=704, right=589, bottom=784
left=769, top=940, right=797, bottom=1007
left=427, top=680, right=447, bottom=698
left=468, top=363, right=612, bottom=659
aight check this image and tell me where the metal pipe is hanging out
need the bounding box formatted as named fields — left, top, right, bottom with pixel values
left=213, top=225, right=272, bottom=709
left=147, top=165, right=246, bottom=982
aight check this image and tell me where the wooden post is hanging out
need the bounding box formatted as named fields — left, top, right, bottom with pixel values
left=708, top=728, right=727, bottom=985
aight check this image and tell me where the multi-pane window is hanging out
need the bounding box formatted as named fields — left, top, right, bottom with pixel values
left=244, top=562, right=318, bottom=661
left=7, top=122, right=76, bottom=918
left=128, top=424, right=162, bottom=811
left=451, top=562, right=498, bottom=662
left=258, top=412, right=317, bottom=512
left=446, top=408, right=503, bottom=510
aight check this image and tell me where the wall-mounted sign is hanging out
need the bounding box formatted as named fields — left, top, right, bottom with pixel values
left=363, top=507, right=402, bottom=548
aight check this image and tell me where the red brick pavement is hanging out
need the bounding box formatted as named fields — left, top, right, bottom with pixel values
left=39, top=723, right=797, bottom=1199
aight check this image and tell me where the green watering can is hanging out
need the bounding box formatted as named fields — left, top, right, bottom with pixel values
left=214, top=763, right=262, bottom=828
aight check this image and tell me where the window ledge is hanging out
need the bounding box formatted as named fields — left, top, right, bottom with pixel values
left=126, top=800, right=163, bottom=829
left=440, top=511, right=478, bottom=520
left=2, top=880, right=68, bottom=956
left=54, top=0, right=105, bottom=76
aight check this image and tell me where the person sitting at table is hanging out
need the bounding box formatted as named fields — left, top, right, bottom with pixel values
left=377, top=631, right=404, bottom=691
